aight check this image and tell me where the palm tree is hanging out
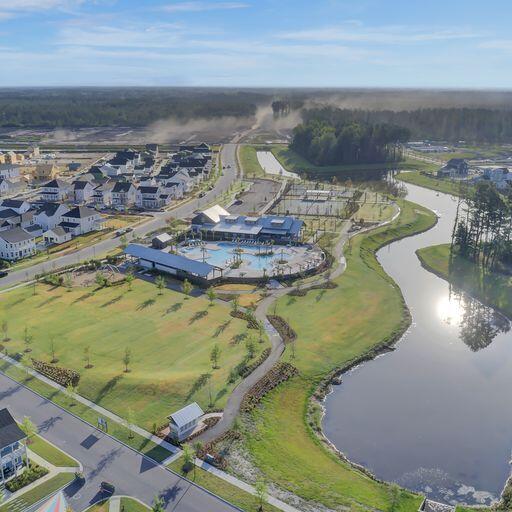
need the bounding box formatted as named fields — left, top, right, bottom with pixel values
left=206, top=287, right=216, bottom=306
left=152, top=496, right=165, bottom=512
left=155, top=275, right=166, bottom=295
left=255, top=479, right=268, bottom=511
left=125, top=271, right=134, bottom=291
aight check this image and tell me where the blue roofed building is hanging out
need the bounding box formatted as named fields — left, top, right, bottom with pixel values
left=124, top=244, right=223, bottom=283
left=191, top=206, right=303, bottom=244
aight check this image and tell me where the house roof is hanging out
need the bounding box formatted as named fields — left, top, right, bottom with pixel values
left=73, top=180, right=91, bottom=190
left=153, top=233, right=173, bottom=243
left=59, top=221, right=80, bottom=230
left=63, top=206, right=98, bottom=219
left=139, top=186, right=159, bottom=194
left=167, top=402, right=204, bottom=428
left=112, top=182, right=134, bottom=193
left=199, top=205, right=230, bottom=224
left=0, top=198, right=27, bottom=209
left=42, top=179, right=68, bottom=189
left=36, top=202, right=67, bottom=217
left=0, top=208, right=19, bottom=219
left=124, top=244, right=215, bottom=277
left=46, top=226, right=67, bottom=237
left=0, top=227, right=34, bottom=243
left=0, top=408, right=26, bottom=447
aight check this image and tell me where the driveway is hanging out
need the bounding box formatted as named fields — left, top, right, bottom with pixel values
left=0, top=373, right=240, bottom=512
left=0, top=143, right=239, bottom=289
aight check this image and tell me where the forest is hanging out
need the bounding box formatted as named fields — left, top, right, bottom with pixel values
left=0, top=88, right=263, bottom=128
left=290, top=119, right=409, bottom=166
left=301, top=106, right=512, bottom=143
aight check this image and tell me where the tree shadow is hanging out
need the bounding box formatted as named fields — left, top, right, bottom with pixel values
left=6, top=297, right=26, bottom=309
left=88, top=447, right=122, bottom=479
left=38, top=416, right=63, bottom=433
left=189, top=310, right=208, bottom=324
left=72, top=292, right=95, bottom=304
left=101, top=295, right=123, bottom=308
left=37, top=295, right=61, bottom=308
left=164, top=302, right=183, bottom=316
left=137, top=298, right=156, bottom=310
left=94, top=373, right=124, bottom=403
left=213, top=320, right=231, bottom=338
left=186, top=373, right=211, bottom=401
left=287, top=296, right=297, bottom=306
left=230, top=332, right=247, bottom=345
left=315, top=289, right=326, bottom=302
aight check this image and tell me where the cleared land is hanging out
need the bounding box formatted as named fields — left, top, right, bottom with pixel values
left=417, top=243, right=512, bottom=317
left=0, top=278, right=263, bottom=430
left=240, top=200, right=437, bottom=511
left=397, top=170, right=469, bottom=196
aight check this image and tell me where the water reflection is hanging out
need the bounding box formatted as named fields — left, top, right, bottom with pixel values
left=439, top=287, right=510, bottom=351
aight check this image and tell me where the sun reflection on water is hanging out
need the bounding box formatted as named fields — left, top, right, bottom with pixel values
left=437, top=295, right=465, bottom=326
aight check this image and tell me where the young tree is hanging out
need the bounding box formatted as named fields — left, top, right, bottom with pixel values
left=50, top=337, right=58, bottom=363
left=182, top=279, right=192, bottom=297
left=206, top=287, right=216, bottom=306
left=66, top=383, right=76, bottom=404
left=255, top=478, right=268, bottom=511
left=119, top=234, right=128, bottom=250
left=23, top=327, right=33, bottom=353
left=152, top=496, right=165, bottom=512
left=182, top=443, right=195, bottom=476
left=231, top=296, right=240, bottom=314
left=21, top=416, right=37, bottom=444
left=95, top=272, right=106, bottom=288
left=1, top=320, right=8, bottom=342
left=258, top=321, right=265, bottom=344
left=64, top=273, right=73, bottom=291
left=155, top=275, right=166, bottom=295
left=84, top=345, right=92, bottom=369
left=125, top=271, right=134, bottom=291
left=210, top=344, right=221, bottom=369
left=123, top=347, right=131, bottom=373
left=126, top=407, right=135, bottom=439
left=246, top=337, right=256, bottom=359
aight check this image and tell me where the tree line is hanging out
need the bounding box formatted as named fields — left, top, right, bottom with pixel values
left=302, top=106, right=512, bottom=143
left=290, top=118, right=409, bottom=166
left=452, top=181, right=512, bottom=271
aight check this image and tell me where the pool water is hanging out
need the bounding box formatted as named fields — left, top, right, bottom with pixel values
left=179, top=241, right=294, bottom=270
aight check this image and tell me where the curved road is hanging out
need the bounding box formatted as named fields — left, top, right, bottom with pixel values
left=0, top=143, right=239, bottom=289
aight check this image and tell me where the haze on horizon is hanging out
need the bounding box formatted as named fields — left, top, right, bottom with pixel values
left=0, top=0, right=511, bottom=89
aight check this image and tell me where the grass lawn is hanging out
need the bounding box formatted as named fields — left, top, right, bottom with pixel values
left=416, top=243, right=512, bottom=318
left=0, top=473, right=74, bottom=512
left=241, top=199, right=437, bottom=511
left=168, top=460, right=281, bottom=512
left=120, top=498, right=151, bottom=511
left=353, top=202, right=395, bottom=222
left=396, top=170, right=470, bottom=197
left=0, top=278, right=262, bottom=431
left=271, top=144, right=437, bottom=176
left=28, top=433, right=79, bottom=467
left=239, top=145, right=266, bottom=178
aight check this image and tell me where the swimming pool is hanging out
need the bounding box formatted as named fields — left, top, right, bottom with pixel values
left=178, top=241, right=295, bottom=270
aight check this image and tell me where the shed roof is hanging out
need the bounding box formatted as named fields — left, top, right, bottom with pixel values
left=167, top=402, right=204, bottom=428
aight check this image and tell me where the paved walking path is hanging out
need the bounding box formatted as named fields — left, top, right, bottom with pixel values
left=109, top=496, right=121, bottom=512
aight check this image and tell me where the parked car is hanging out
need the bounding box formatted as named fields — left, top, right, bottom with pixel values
left=0, top=271, right=7, bottom=278
left=100, top=482, right=115, bottom=495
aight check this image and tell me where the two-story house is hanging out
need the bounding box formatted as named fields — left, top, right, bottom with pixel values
left=111, top=182, right=136, bottom=207
left=0, top=227, right=36, bottom=260
left=39, top=179, right=72, bottom=202
left=136, top=185, right=163, bottom=209
left=0, top=164, right=21, bottom=181
left=34, top=202, right=70, bottom=231
left=0, top=199, right=31, bottom=215
left=0, top=408, right=29, bottom=482
left=59, top=206, right=103, bottom=236
left=73, top=181, right=95, bottom=204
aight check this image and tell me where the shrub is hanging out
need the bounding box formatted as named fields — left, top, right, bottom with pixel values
left=31, top=359, right=80, bottom=387
left=5, top=463, right=48, bottom=492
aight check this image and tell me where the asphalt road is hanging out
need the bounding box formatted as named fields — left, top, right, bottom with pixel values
left=0, top=144, right=239, bottom=289
left=0, top=373, right=241, bottom=512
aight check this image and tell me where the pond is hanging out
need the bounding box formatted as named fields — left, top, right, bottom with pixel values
left=323, top=183, right=512, bottom=506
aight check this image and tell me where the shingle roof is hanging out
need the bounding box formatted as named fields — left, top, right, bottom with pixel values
left=0, top=208, right=19, bottom=219
left=0, top=227, right=34, bottom=243
left=42, top=179, right=67, bottom=189
left=0, top=408, right=26, bottom=447
left=63, top=206, right=97, bottom=219
left=138, top=186, right=159, bottom=194
left=37, top=202, right=66, bottom=217
left=0, top=199, right=26, bottom=208
left=167, top=402, right=204, bottom=428
left=124, top=244, right=215, bottom=277
left=73, top=181, right=90, bottom=190
left=112, top=182, right=133, bottom=193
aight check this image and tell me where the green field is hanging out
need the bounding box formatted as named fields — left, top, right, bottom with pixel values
left=0, top=473, right=74, bottom=512
left=120, top=498, right=151, bottom=511
left=0, top=279, right=262, bottom=430
left=239, top=145, right=266, bottom=178
left=29, top=434, right=79, bottom=467
left=238, top=200, right=437, bottom=511
left=417, top=243, right=512, bottom=318
left=271, top=144, right=437, bottom=175
left=168, top=460, right=281, bottom=512
left=397, top=170, right=470, bottom=196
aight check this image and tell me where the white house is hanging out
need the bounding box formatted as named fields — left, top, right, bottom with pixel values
left=43, top=226, right=72, bottom=245
left=59, top=206, right=103, bottom=236
left=136, top=185, right=163, bottom=209
left=34, top=202, right=69, bottom=231
left=73, top=181, right=95, bottom=204
left=167, top=402, right=204, bottom=441
left=0, top=178, right=24, bottom=197
left=0, top=227, right=36, bottom=261
left=99, top=163, right=122, bottom=177
left=39, top=179, right=72, bottom=202
left=0, top=408, right=29, bottom=482
left=0, top=199, right=31, bottom=214
left=0, top=164, right=20, bottom=181
left=111, top=182, right=137, bottom=207
left=91, top=183, right=114, bottom=207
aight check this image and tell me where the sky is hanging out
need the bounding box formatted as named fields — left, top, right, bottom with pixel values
left=0, top=0, right=511, bottom=88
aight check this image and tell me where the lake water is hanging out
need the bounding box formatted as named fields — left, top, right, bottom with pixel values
left=323, top=183, right=512, bottom=506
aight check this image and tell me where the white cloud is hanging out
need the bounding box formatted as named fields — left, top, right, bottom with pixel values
left=0, top=0, right=86, bottom=19
left=277, top=24, right=483, bottom=45
left=161, top=1, right=248, bottom=13
left=479, top=39, right=512, bottom=52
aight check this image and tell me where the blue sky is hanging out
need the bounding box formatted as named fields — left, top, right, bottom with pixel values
left=0, top=0, right=511, bottom=88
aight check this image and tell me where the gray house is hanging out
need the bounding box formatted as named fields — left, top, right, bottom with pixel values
left=167, top=402, right=204, bottom=441
left=0, top=408, right=29, bottom=482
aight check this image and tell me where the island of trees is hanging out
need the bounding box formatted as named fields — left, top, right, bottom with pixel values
left=290, top=118, right=409, bottom=166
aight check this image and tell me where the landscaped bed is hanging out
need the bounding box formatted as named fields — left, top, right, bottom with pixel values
left=0, top=278, right=265, bottom=431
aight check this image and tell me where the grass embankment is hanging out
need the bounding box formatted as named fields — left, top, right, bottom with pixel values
left=239, top=145, right=266, bottom=178
left=29, top=434, right=79, bottom=467
left=120, top=498, right=151, bottom=511
left=396, top=170, right=471, bottom=197
left=0, top=473, right=74, bottom=512
left=417, top=243, right=512, bottom=318
left=169, top=460, right=281, bottom=512
left=242, top=200, right=437, bottom=511
left=0, top=279, right=261, bottom=431
left=271, top=144, right=437, bottom=175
